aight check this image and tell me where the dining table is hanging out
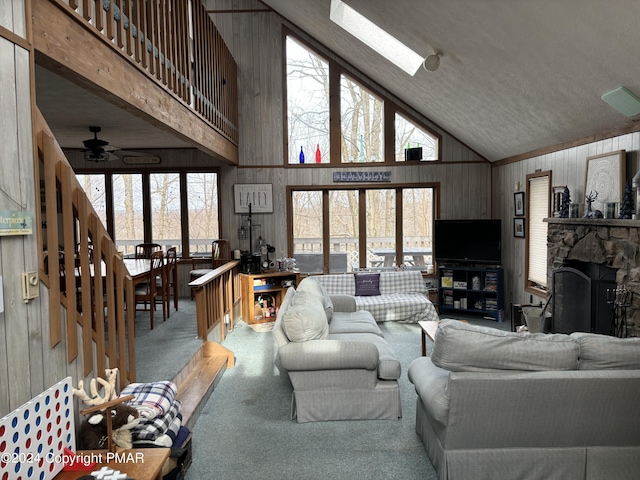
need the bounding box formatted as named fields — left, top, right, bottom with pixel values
left=370, top=247, right=432, bottom=267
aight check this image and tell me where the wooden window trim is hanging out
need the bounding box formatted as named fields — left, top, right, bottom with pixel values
left=282, top=28, right=441, bottom=167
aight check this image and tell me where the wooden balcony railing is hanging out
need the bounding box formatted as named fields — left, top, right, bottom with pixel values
left=189, top=260, right=241, bottom=341
left=54, top=0, right=238, bottom=145
left=36, top=109, right=136, bottom=391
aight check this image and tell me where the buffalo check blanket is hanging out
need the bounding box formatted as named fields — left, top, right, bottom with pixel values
left=315, top=270, right=439, bottom=323
left=131, top=399, right=183, bottom=444
left=121, top=380, right=177, bottom=419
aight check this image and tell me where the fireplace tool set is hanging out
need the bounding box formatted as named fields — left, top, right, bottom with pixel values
left=607, top=286, right=632, bottom=338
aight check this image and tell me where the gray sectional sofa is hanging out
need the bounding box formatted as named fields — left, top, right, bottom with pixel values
left=272, top=276, right=402, bottom=423
left=313, top=270, right=439, bottom=323
left=408, top=319, right=640, bottom=480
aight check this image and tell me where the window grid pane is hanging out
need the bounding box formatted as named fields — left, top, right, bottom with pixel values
left=286, top=37, right=330, bottom=164
left=395, top=113, right=438, bottom=162
left=113, top=174, right=143, bottom=256
left=187, top=172, right=220, bottom=254
left=340, top=74, right=384, bottom=163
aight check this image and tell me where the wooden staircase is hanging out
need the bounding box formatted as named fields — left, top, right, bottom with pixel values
left=174, top=342, right=235, bottom=429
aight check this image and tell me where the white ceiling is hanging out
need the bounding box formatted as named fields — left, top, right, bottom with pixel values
left=35, top=0, right=640, bottom=162
left=262, top=0, right=640, bottom=161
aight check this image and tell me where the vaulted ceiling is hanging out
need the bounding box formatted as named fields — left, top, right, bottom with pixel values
left=262, top=0, right=640, bottom=161
left=35, top=0, right=640, bottom=162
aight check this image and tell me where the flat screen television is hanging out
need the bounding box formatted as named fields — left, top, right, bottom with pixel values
left=434, top=219, right=502, bottom=266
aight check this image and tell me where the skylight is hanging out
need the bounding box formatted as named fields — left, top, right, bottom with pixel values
left=330, top=0, right=424, bottom=76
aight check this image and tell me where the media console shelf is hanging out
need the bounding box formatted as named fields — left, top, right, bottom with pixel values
left=438, top=265, right=504, bottom=321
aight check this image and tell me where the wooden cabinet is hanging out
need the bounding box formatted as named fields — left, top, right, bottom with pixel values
left=438, top=266, right=504, bottom=321
left=240, top=271, right=300, bottom=324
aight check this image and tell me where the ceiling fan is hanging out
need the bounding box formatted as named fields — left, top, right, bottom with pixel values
left=81, top=126, right=158, bottom=163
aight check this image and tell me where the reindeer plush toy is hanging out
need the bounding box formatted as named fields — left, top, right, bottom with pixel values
left=73, top=368, right=140, bottom=450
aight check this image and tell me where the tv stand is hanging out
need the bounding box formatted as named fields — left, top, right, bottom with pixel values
left=438, top=265, right=504, bottom=321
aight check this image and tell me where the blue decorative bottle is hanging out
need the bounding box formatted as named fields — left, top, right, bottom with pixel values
left=299, top=146, right=305, bottom=164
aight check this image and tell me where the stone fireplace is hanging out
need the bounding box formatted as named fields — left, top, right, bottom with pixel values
left=546, top=218, right=640, bottom=337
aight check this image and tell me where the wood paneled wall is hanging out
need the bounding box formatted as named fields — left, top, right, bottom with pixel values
left=206, top=0, right=492, bottom=261
left=0, top=0, right=80, bottom=417
left=492, top=133, right=640, bottom=311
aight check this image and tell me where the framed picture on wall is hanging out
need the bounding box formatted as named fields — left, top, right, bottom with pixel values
left=234, top=183, right=273, bottom=213
left=514, top=218, right=525, bottom=238
left=514, top=192, right=525, bottom=216
left=584, top=150, right=625, bottom=213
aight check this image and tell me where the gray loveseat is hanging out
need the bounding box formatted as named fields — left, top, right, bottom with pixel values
left=272, top=276, right=402, bottom=423
left=313, top=270, right=439, bottom=323
left=408, top=319, right=640, bottom=480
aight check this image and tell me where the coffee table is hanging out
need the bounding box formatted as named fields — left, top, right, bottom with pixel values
left=418, top=320, right=439, bottom=356
left=418, top=319, right=469, bottom=355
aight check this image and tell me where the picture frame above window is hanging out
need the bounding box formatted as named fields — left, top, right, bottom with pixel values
left=514, top=191, right=525, bottom=216
left=584, top=150, right=625, bottom=213
left=514, top=218, right=525, bottom=238
left=234, top=183, right=273, bottom=213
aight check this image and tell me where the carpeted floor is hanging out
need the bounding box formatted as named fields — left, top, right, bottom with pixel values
left=133, top=300, right=509, bottom=480
left=185, top=320, right=440, bottom=480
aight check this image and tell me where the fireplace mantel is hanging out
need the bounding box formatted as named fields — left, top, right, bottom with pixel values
left=545, top=218, right=640, bottom=228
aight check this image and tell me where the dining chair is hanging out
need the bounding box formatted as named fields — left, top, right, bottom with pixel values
left=135, top=250, right=166, bottom=329
left=189, top=239, right=231, bottom=299
left=165, top=247, right=178, bottom=315
left=135, top=242, right=161, bottom=259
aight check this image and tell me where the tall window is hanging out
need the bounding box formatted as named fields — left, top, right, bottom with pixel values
left=526, top=171, right=551, bottom=295
left=113, top=174, right=143, bottom=256
left=76, top=174, right=107, bottom=226
left=284, top=31, right=440, bottom=164
left=366, top=189, right=395, bottom=266
left=187, top=172, right=220, bottom=254
left=290, top=185, right=437, bottom=274
left=150, top=173, right=181, bottom=250
left=341, top=75, right=384, bottom=163
left=286, top=36, right=330, bottom=164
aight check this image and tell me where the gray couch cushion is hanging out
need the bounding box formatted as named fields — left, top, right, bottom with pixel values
left=297, top=276, right=334, bottom=321
left=432, top=319, right=579, bottom=372
left=571, top=332, right=640, bottom=370
left=282, top=291, right=329, bottom=342
left=329, top=310, right=383, bottom=336
left=329, top=332, right=401, bottom=380
left=408, top=356, right=450, bottom=427
left=272, top=287, right=295, bottom=348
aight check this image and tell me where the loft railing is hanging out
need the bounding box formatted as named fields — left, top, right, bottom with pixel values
left=36, top=109, right=136, bottom=390
left=54, top=0, right=238, bottom=145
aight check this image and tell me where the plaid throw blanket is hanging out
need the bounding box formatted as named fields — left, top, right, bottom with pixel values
left=131, top=399, right=182, bottom=443
left=121, top=380, right=177, bottom=419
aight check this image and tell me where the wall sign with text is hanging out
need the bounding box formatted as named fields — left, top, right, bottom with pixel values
left=333, top=171, right=392, bottom=183
left=234, top=184, right=273, bottom=213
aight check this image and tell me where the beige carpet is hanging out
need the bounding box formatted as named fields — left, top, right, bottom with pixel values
left=248, top=321, right=275, bottom=332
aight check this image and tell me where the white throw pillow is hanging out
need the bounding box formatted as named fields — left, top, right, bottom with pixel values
left=282, top=291, right=329, bottom=342
left=296, top=276, right=334, bottom=321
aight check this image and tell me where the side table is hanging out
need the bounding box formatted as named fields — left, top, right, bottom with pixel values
left=53, top=448, right=170, bottom=480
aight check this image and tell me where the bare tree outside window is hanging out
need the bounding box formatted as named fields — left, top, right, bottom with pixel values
left=187, top=172, right=220, bottom=254
left=151, top=173, right=181, bottom=250
left=395, top=113, right=438, bottom=161
left=341, top=74, right=383, bottom=163
left=286, top=37, right=330, bottom=164
left=113, top=174, right=143, bottom=256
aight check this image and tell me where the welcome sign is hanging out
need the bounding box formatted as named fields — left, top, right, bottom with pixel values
left=0, top=210, right=33, bottom=236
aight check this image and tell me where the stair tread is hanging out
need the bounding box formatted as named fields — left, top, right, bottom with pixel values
left=176, top=353, right=227, bottom=425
